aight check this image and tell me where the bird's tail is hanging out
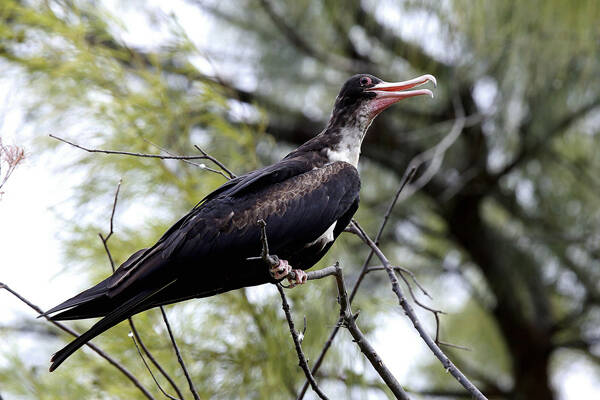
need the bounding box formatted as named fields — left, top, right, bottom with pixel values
left=42, top=279, right=113, bottom=320
left=49, top=281, right=174, bottom=372
left=42, top=249, right=151, bottom=320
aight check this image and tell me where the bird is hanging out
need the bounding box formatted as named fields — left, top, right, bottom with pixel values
left=45, top=73, right=436, bottom=371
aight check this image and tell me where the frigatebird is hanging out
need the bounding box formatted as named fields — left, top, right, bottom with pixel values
left=46, top=73, right=436, bottom=371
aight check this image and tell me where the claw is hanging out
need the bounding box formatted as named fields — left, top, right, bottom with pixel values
left=270, top=259, right=292, bottom=280
left=287, top=269, right=308, bottom=288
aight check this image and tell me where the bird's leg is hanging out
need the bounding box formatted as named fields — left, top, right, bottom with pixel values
left=287, top=269, right=308, bottom=288
left=270, top=259, right=292, bottom=280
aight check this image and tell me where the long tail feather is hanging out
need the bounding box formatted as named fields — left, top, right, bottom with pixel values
left=49, top=281, right=174, bottom=371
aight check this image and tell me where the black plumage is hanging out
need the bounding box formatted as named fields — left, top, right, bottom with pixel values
left=46, top=73, right=435, bottom=371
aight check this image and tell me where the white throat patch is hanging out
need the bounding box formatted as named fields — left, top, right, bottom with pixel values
left=325, top=126, right=366, bottom=167
left=325, top=107, right=372, bottom=167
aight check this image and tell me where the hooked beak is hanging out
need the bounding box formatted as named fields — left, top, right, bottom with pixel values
left=366, top=74, right=436, bottom=115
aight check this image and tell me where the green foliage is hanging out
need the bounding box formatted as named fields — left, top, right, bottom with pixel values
left=2, top=0, right=600, bottom=399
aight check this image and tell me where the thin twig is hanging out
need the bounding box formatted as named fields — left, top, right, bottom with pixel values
left=50, top=134, right=227, bottom=180
left=129, top=318, right=186, bottom=399
left=352, top=223, right=464, bottom=348
left=0, top=283, right=155, bottom=400
left=392, top=269, right=447, bottom=345
left=276, top=283, right=330, bottom=400
left=129, top=333, right=181, bottom=400
left=142, top=138, right=229, bottom=179
left=0, top=138, right=25, bottom=192
left=50, top=134, right=205, bottom=160
left=397, top=96, right=466, bottom=203
left=347, top=221, right=487, bottom=400
left=194, top=145, right=237, bottom=179
left=366, top=265, right=431, bottom=299
left=99, top=179, right=122, bottom=271
left=298, top=167, right=416, bottom=399
left=98, top=180, right=185, bottom=399
left=252, top=219, right=329, bottom=397
left=332, top=264, right=411, bottom=400
left=160, top=307, right=201, bottom=400
left=257, top=0, right=368, bottom=72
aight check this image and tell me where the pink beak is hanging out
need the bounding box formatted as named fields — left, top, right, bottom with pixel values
left=366, top=74, right=436, bottom=115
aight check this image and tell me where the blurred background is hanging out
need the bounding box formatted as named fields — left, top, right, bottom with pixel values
left=1, top=0, right=599, bottom=399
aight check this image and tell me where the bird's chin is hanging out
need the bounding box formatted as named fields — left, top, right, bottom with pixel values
left=367, top=89, right=434, bottom=119
left=368, top=96, right=404, bottom=118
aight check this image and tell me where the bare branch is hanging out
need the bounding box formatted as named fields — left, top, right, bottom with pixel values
left=0, top=282, right=156, bottom=400
left=305, top=265, right=338, bottom=281
left=366, top=265, right=431, bottom=300
left=346, top=221, right=487, bottom=400
left=194, top=145, right=237, bottom=179
left=0, top=138, right=25, bottom=194
left=298, top=166, right=416, bottom=399
left=333, top=263, right=411, bottom=400
left=276, top=283, right=330, bottom=400
left=129, top=318, right=186, bottom=400
left=251, top=219, right=330, bottom=397
left=99, top=179, right=122, bottom=272
left=142, top=138, right=230, bottom=179
left=257, top=0, right=368, bottom=72
left=160, top=307, right=201, bottom=400
left=98, top=180, right=185, bottom=399
left=50, top=134, right=230, bottom=178
left=50, top=134, right=206, bottom=160
left=398, top=96, right=466, bottom=202
left=129, top=333, right=181, bottom=400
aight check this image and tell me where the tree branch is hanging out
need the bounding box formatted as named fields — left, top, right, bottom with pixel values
left=346, top=221, right=487, bottom=400
left=160, top=307, right=201, bottom=400
left=492, top=96, right=600, bottom=180
left=128, top=332, right=181, bottom=400
left=0, top=138, right=25, bottom=194
left=0, top=282, right=156, bottom=400
left=257, top=0, right=369, bottom=73
left=398, top=95, right=466, bottom=202
left=298, top=167, right=416, bottom=399
left=276, top=283, right=330, bottom=400
left=97, top=180, right=185, bottom=400
left=49, top=134, right=230, bottom=179
left=332, top=263, right=411, bottom=400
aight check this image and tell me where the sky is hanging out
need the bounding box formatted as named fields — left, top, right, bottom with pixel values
left=1, top=1, right=599, bottom=399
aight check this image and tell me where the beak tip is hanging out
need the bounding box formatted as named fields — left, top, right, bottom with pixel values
left=427, top=74, right=437, bottom=88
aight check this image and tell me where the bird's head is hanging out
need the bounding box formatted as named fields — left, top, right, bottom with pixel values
left=327, top=73, right=436, bottom=132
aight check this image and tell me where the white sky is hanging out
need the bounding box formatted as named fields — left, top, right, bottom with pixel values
left=1, top=1, right=599, bottom=399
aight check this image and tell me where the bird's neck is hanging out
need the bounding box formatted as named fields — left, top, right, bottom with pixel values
left=322, top=109, right=372, bottom=168
left=283, top=111, right=372, bottom=169
left=321, top=126, right=365, bottom=167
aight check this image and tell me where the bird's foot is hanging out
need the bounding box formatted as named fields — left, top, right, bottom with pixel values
left=270, top=259, right=292, bottom=280
left=287, top=269, right=308, bottom=288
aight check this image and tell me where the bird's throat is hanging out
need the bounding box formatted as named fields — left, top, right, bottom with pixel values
left=325, top=124, right=369, bottom=167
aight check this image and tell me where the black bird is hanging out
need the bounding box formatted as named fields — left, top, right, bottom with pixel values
left=46, top=73, right=436, bottom=371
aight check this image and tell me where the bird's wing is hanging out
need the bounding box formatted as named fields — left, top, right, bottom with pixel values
left=172, top=161, right=361, bottom=261
left=135, top=158, right=314, bottom=251
left=46, top=161, right=359, bottom=319
left=43, top=158, right=317, bottom=318
left=110, top=161, right=359, bottom=291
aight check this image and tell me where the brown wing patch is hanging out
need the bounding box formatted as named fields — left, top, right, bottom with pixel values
left=217, top=162, right=354, bottom=232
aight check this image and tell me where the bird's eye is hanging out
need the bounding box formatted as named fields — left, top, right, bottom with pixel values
left=360, top=76, right=372, bottom=86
